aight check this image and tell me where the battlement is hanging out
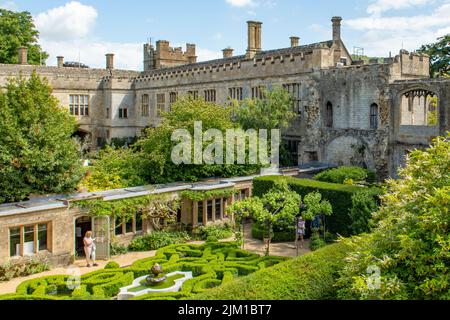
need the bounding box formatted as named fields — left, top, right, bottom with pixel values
left=398, top=49, right=430, bottom=77
left=144, top=40, right=197, bottom=71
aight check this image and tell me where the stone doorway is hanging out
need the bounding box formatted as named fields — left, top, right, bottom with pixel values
left=75, top=216, right=92, bottom=258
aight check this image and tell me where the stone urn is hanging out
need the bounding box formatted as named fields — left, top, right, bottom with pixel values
left=145, top=263, right=167, bottom=286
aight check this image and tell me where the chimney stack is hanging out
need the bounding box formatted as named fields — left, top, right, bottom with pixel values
left=290, top=36, right=300, bottom=47
left=246, top=21, right=262, bottom=59
left=332, top=16, right=342, bottom=42
left=106, top=53, right=114, bottom=69
left=18, top=47, right=28, bottom=65
left=222, top=48, right=234, bottom=58
left=186, top=43, right=197, bottom=64
left=57, top=56, right=64, bottom=68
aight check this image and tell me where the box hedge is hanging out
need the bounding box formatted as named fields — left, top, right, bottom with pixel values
left=192, top=242, right=351, bottom=300
left=254, top=176, right=365, bottom=236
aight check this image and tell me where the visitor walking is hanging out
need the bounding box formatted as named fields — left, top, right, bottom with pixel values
left=297, top=216, right=306, bottom=248
left=83, top=231, right=98, bottom=267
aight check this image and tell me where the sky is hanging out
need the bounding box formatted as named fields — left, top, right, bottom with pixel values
left=1, top=0, right=449, bottom=70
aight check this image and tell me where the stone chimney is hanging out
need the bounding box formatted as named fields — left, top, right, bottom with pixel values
left=106, top=53, right=114, bottom=69
left=223, top=48, right=234, bottom=58
left=57, top=56, right=64, bottom=68
left=18, top=47, right=28, bottom=65
left=246, top=21, right=262, bottom=59
left=332, top=16, right=342, bottom=42
left=186, top=43, right=197, bottom=64
left=290, top=36, right=300, bottom=47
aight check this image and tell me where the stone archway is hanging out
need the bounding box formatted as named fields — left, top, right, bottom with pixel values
left=325, top=135, right=374, bottom=170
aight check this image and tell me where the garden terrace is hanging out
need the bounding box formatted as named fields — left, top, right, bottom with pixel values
left=0, top=242, right=288, bottom=300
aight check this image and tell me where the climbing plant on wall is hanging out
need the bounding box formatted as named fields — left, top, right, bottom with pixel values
left=73, top=194, right=180, bottom=231
left=181, top=188, right=236, bottom=202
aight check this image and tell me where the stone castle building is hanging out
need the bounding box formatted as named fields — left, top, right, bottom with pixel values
left=0, top=17, right=449, bottom=179
left=0, top=16, right=449, bottom=267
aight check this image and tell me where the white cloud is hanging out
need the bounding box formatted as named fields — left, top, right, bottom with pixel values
left=196, top=48, right=222, bottom=61
left=367, top=0, right=435, bottom=15
left=226, top=0, right=255, bottom=7
left=346, top=1, right=450, bottom=56
left=0, top=1, right=18, bottom=10
left=35, top=1, right=98, bottom=41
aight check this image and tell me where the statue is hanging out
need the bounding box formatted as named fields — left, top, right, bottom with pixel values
left=145, top=263, right=167, bottom=286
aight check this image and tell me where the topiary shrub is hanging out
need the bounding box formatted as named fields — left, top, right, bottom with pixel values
left=104, top=261, right=120, bottom=270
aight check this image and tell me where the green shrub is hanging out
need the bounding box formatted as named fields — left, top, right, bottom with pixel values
left=310, top=231, right=327, bottom=251
left=192, top=242, right=351, bottom=300
left=254, top=176, right=365, bottom=236
left=104, top=261, right=120, bottom=270
left=348, top=188, right=382, bottom=235
left=315, top=166, right=375, bottom=184
left=193, top=224, right=233, bottom=241
left=0, top=260, right=50, bottom=282
left=128, top=231, right=191, bottom=252
left=110, top=243, right=128, bottom=256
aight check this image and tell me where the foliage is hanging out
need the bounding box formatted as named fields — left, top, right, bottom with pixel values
left=0, top=260, right=50, bottom=282
left=418, top=35, right=450, bottom=78
left=0, top=73, right=83, bottom=204
left=315, top=166, right=375, bottom=185
left=74, top=195, right=180, bottom=229
left=427, top=96, right=438, bottom=126
left=310, top=231, right=327, bottom=251
left=253, top=176, right=364, bottom=236
left=1, top=243, right=288, bottom=300
left=79, top=146, right=146, bottom=192
left=138, top=97, right=260, bottom=184
left=128, top=231, right=191, bottom=252
left=110, top=242, right=128, bottom=256
left=233, top=86, right=296, bottom=131
left=302, top=192, right=333, bottom=221
left=193, top=243, right=350, bottom=300
left=193, top=223, right=234, bottom=241
left=104, top=261, right=120, bottom=270
left=181, top=188, right=236, bottom=202
left=337, top=134, right=450, bottom=300
left=348, top=188, right=382, bottom=235
left=0, top=9, right=49, bottom=65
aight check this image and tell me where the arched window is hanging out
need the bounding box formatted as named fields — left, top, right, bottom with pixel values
left=326, top=102, right=333, bottom=128
left=370, top=103, right=379, bottom=129
left=141, top=94, right=149, bottom=117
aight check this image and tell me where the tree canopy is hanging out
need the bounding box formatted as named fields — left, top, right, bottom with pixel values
left=337, top=134, right=450, bottom=300
left=0, top=72, right=82, bottom=203
left=418, top=35, right=450, bottom=78
left=0, top=9, right=48, bottom=65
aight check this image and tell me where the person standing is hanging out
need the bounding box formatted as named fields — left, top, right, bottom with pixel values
left=297, top=216, right=306, bottom=248
left=83, top=231, right=98, bottom=267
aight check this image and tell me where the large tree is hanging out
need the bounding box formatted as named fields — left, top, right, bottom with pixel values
left=337, top=134, right=450, bottom=300
left=138, top=97, right=260, bottom=184
left=0, top=9, right=48, bottom=65
left=418, top=35, right=450, bottom=78
left=0, top=73, right=83, bottom=203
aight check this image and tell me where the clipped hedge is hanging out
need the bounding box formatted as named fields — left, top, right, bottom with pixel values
left=192, top=242, right=351, bottom=300
left=1, top=242, right=289, bottom=301
left=254, top=176, right=365, bottom=236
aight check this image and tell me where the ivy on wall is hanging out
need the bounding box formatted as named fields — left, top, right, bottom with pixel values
left=181, top=188, right=236, bottom=202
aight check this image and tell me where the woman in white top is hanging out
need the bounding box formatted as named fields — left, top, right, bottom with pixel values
left=83, top=231, right=98, bottom=267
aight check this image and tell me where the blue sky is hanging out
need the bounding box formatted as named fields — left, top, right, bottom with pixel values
left=1, top=0, right=449, bottom=70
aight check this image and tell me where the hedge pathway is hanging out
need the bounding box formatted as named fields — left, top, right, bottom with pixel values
left=0, top=233, right=309, bottom=296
